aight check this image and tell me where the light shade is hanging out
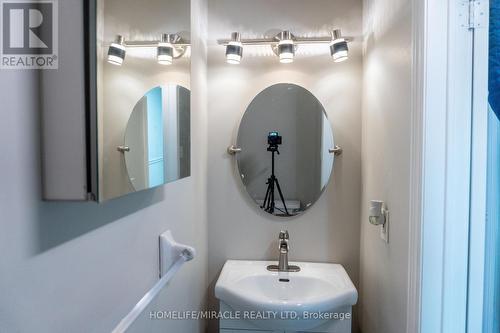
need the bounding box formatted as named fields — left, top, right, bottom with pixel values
left=277, top=31, right=294, bottom=64
left=158, top=34, right=174, bottom=65
left=330, top=29, right=349, bottom=63
left=158, top=43, right=173, bottom=65
left=278, top=40, right=294, bottom=63
left=108, top=35, right=126, bottom=66
left=330, top=40, right=348, bottom=62
left=226, top=33, right=243, bottom=65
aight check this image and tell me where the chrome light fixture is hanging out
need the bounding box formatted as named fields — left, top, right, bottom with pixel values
left=108, top=35, right=126, bottom=66
left=225, top=32, right=243, bottom=64
left=107, top=34, right=189, bottom=67
left=276, top=30, right=295, bottom=64
left=157, top=34, right=175, bottom=65
left=330, top=29, right=349, bottom=63
left=218, top=29, right=350, bottom=64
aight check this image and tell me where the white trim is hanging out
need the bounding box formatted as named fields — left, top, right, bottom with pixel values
left=466, top=3, right=490, bottom=331
left=402, top=1, right=490, bottom=331
left=406, top=0, right=426, bottom=331
left=441, top=1, right=474, bottom=330
left=419, top=1, right=452, bottom=331
left=419, top=0, right=476, bottom=332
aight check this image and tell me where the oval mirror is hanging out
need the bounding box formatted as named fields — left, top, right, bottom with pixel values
left=123, top=84, right=190, bottom=192
left=236, top=83, right=335, bottom=217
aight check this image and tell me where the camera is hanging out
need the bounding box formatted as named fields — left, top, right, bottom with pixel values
left=262, top=131, right=289, bottom=215
left=267, top=131, right=282, bottom=146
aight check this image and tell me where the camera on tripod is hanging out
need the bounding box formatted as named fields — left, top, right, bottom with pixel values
left=261, top=131, right=289, bottom=215
left=267, top=131, right=282, bottom=151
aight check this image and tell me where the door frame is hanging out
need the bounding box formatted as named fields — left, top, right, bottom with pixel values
left=466, top=2, right=489, bottom=331
left=407, top=1, right=490, bottom=332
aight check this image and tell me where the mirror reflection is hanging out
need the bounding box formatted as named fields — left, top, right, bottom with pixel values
left=96, top=0, right=191, bottom=201
left=123, top=85, right=190, bottom=192
left=236, top=83, right=334, bottom=217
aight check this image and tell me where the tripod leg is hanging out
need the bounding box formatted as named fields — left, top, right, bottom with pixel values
left=261, top=180, right=271, bottom=209
left=274, top=178, right=290, bottom=215
left=270, top=177, right=275, bottom=213
left=263, top=178, right=274, bottom=212
left=267, top=182, right=273, bottom=212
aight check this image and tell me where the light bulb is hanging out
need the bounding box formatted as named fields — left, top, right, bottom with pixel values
left=107, top=35, right=126, bottom=66
left=330, top=40, right=349, bottom=62
left=157, top=42, right=173, bottom=65
left=278, top=39, right=294, bottom=64
left=225, top=32, right=243, bottom=64
left=330, top=30, right=349, bottom=63
left=226, top=41, right=243, bottom=64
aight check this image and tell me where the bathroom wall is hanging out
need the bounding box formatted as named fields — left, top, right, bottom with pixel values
left=0, top=0, right=208, bottom=332
left=206, top=0, right=363, bottom=331
left=360, top=0, right=412, bottom=332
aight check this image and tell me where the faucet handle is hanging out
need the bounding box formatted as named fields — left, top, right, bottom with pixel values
left=279, top=230, right=289, bottom=240
left=278, top=230, right=289, bottom=251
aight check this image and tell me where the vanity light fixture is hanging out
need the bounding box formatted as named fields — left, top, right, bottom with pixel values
left=107, top=35, right=126, bottom=66
left=330, top=29, right=349, bottom=63
left=276, top=31, right=295, bottom=64
left=218, top=29, right=351, bottom=64
left=226, top=32, right=243, bottom=64
left=106, top=34, right=190, bottom=66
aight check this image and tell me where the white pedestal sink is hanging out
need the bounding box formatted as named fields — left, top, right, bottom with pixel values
left=215, top=260, right=358, bottom=333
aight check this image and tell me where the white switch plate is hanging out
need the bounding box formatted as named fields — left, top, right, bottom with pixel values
left=380, top=211, right=389, bottom=243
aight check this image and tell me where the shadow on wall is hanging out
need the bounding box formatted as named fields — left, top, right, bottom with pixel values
left=35, top=66, right=165, bottom=255
left=34, top=189, right=163, bottom=254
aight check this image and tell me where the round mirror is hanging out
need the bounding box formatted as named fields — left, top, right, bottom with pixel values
left=123, top=84, right=190, bottom=192
left=236, top=83, right=335, bottom=217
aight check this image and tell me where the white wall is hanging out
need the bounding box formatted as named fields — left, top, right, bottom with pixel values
left=206, top=0, right=363, bottom=331
left=0, top=0, right=208, bottom=332
left=359, top=0, right=412, bottom=332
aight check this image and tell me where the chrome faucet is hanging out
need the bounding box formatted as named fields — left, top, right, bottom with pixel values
left=267, top=230, right=300, bottom=272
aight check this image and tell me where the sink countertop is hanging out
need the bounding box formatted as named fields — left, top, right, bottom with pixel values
left=215, top=260, right=358, bottom=314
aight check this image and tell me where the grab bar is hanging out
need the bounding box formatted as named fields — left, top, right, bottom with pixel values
left=112, top=232, right=195, bottom=333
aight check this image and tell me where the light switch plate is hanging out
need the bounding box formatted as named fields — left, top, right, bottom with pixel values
left=380, top=211, right=389, bottom=243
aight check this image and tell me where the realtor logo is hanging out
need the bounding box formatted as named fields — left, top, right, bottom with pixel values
left=1, top=0, right=58, bottom=69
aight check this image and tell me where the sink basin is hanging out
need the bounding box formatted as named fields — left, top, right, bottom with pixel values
left=215, top=260, right=358, bottom=330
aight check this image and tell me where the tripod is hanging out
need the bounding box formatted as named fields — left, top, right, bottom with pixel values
left=261, top=146, right=290, bottom=215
